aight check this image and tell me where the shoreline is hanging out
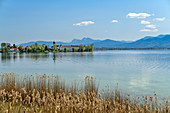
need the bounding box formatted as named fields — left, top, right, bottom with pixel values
left=1, top=48, right=170, bottom=54
left=94, top=48, right=170, bottom=51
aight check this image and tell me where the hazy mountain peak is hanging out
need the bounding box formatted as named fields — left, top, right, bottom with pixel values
left=142, top=36, right=154, bottom=40
left=71, top=37, right=99, bottom=44
left=82, top=37, right=93, bottom=40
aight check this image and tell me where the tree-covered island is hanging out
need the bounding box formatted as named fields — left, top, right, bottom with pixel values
left=0, top=41, right=93, bottom=53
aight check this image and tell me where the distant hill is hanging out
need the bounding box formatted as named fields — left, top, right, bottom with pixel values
left=19, top=34, right=170, bottom=48
left=122, top=34, right=170, bottom=48
left=94, top=39, right=124, bottom=48
left=19, top=41, right=67, bottom=47
left=70, top=37, right=101, bottom=45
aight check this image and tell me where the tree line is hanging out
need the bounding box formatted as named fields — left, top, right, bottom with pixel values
left=0, top=43, right=93, bottom=53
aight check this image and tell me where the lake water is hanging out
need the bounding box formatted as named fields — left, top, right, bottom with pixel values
left=0, top=50, right=170, bottom=98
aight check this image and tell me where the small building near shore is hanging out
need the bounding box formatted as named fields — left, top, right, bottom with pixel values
left=10, top=48, right=19, bottom=52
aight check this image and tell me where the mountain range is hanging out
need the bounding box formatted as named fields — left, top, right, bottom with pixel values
left=19, top=34, right=170, bottom=48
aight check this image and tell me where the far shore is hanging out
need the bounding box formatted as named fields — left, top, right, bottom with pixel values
left=94, top=48, right=170, bottom=50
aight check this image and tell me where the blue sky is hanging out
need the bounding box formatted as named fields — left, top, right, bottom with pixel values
left=0, top=0, right=170, bottom=44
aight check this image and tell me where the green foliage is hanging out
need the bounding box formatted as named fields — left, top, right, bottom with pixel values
left=0, top=42, right=93, bottom=53
left=90, top=44, right=93, bottom=52
left=18, top=45, right=25, bottom=52
left=84, top=45, right=90, bottom=52
left=25, top=46, right=32, bottom=53
left=64, top=48, right=67, bottom=52
left=1, top=43, right=6, bottom=48
left=35, top=43, right=38, bottom=47
left=41, top=44, right=46, bottom=52
left=12, top=44, right=18, bottom=48
left=36, top=45, right=42, bottom=52
left=58, top=48, right=62, bottom=52
left=79, top=44, right=84, bottom=52
left=72, top=47, right=75, bottom=52
left=1, top=47, right=5, bottom=53
left=53, top=44, right=57, bottom=51
left=6, top=47, right=11, bottom=53
left=45, top=45, right=49, bottom=51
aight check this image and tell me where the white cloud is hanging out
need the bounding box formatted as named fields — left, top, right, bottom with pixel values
left=127, top=13, right=151, bottom=19
left=73, top=21, right=94, bottom=26
left=145, top=24, right=156, bottom=29
left=154, top=17, right=166, bottom=21
left=111, top=20, right=118, bottom=23
left=140, top=29, right=158, bottom=32
left=152, top=29, right=159, bottom=32
left=140, top=20, right=150, bottom=24
left=140, top=29, right=151, bottom=32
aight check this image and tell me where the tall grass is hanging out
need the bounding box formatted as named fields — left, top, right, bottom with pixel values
left=0, top=72, right=169, bottom=113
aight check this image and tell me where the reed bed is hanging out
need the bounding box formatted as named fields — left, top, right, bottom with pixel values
left=0, top=72, right=169, bottom=113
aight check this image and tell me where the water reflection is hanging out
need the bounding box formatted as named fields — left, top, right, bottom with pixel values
left=25, top=53, right=50, bottom=60
left=13, top=53, right=18, bottom=61
left=0, top=52, right=94, bottom=63
left=1, top=53, right=19, bottom=62
left=1, top=53, right=11, bottom=62
left=53, top=53, right=57, bottom=63
left=19, top=53, right=24, bottom=59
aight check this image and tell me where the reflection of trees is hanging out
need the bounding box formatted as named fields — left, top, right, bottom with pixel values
left=53, top=53, right=57, bottom=63
left=6, top=53, right=11, bottom=60
left=1, top=52, right=94, bottom=63
left=43, top=53, right=49, bottom=59
left=1, top=53, right=7, bottom=61
left=1, top=53, right=11, bottom=62
left=80, top=52, right=93, bottom=57
left=19, top=53, right=24, bottom=59
left=13, top=53, right=18, bottom=61
left=25, top=53, right=49, bottom=60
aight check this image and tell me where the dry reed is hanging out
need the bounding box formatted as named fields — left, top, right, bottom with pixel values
left=0, top=72, right=169, bottom=113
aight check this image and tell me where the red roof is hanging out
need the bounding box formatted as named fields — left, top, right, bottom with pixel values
left=11, top=48, right=18, bottom=49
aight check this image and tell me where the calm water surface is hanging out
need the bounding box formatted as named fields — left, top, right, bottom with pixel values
left=0, top=50, right=170, bottom=98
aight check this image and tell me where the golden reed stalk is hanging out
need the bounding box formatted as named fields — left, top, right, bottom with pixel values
left=0, top=72, right=169, bottom=113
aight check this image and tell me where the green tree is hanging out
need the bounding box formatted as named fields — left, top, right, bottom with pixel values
left=79, top=44, right=84, bottom=52
left=30, top=44, right=36, bottom=52
left=90, top=44, right=94, bottom=52
left=41, top=44, right=46, bottom=52
left=84, top=45, right=90, bottom=52
left=64, top=48, right=67, bottom=52
left=45, top=45, right=49, bottom=51
left=36, top=45, right=41, bottom=52
left=12, top=44, right=18, bottom=48
left=1, top=47, right=5, bottom=53
left=18, top=45, right=25, bottom=53
left=53, top=44, right=57, bottom=51
left=58, top=48, right=62, bottom=52
left=6, top=47, right=11, bottom=53
left=72, top=48, right=75, bottom=52
left=26, top=46, right=32, bottom=53
left=35, top=43, right=38, bottom=47
left=1, top=43, right=6, bottom=48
